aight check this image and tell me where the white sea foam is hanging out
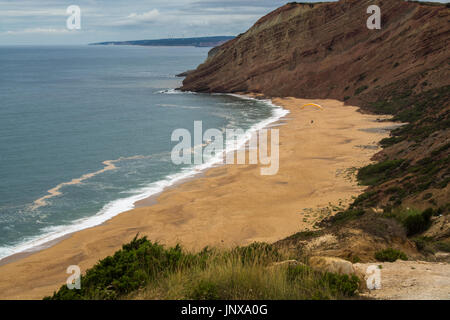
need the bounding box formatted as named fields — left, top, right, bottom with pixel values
left=0, top=93, right=289, bottom=261
left=156, top=88, right=197, bottom=95
left=157, top=103, right=201, bottom=110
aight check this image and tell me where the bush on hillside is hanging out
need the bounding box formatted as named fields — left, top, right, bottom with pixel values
left=403, top=208, right=433, bottom=236
left=375, top=248, right=408, bottom=262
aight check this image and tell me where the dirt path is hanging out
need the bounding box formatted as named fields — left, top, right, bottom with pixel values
left=354, top=261, right=450, bottom=300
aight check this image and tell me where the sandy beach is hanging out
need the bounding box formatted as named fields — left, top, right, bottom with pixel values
left=0, top=97, right=397, bottom=299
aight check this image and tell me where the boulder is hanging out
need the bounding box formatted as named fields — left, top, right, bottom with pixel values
left=309, top=256, right=355, bottom=275
left=268, top=260, right=305, bottom=270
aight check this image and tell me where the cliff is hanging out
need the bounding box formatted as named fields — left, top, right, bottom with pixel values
left=182, top=1, right=448, bottom=103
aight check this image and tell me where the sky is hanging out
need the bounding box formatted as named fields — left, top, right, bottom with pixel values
left=0, top=0, right=448, bottom=45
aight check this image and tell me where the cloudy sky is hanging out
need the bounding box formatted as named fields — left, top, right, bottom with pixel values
left=0, top=0, right=447, bottom=45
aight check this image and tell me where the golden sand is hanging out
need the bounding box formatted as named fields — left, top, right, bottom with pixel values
left=0, top=97, right=396, bottom=299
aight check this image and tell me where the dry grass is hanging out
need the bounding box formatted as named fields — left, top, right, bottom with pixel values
left=47, top=238, right=360, bottom=300
left=129, top=244, right=359, bottom=300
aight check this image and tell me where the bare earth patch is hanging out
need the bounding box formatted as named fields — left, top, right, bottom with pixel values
left=354, top=261, right=450, bottom=300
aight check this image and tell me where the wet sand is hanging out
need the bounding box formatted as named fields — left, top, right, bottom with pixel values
left=0, top=97, right=396, bottom=299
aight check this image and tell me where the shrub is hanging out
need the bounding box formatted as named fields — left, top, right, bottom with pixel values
left=375, top=248, right=408, bottom=262
left=354, top=85, right=368, bottom=95
left=327, top=208, right=365, bottom=224
left=435, top=241, right=450, bottom=253
left=380, top=136, right=403, bottom=147
left=287, top=265, right=359, bottom=297
left=286, top=264, right=313, bottom=281
left=413, top=237, right=450, bottom=254
left=45, top=236, right=196, bottom=300
left=320, top=273, right=360, bottom=297
left=231, top=242, right=281, bottom=266
left=285, top=230, right=323, bottom=241
left=403, top=209, right=433, bottom=236
left=384, top=207, right=434, bottom=236
left=188, top=280, right=219, bottom=300
left=422, top=193, right=433, bottom=200
left=413, top=236, right=435, bottom=253
left=357, top=160, right=405, bottom=186
left=437, top=203, right=450, bottom=216
left=351, top=191, right=377, bottom=207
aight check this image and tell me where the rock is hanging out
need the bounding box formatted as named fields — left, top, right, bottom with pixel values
left=272, top=260, right=303, bottom=267
left=176, top=70, right=194, bottom=77
left=309, top=256, right=355, bottom=275
left=268, top=260, right=305, bottom=269
left=435, top=252, right=450, bottom=262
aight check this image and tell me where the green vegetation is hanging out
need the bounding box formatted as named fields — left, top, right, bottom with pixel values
left=384, top=207, right=434, bottom=236
left=436, top=241, right=450, bottom=253
left=375, top=248, right=408, bottom=262
left=284, top=230, right=323, bottom=241
left=436, top=203, right=450, bottom=216
left=354, top=85, right=368, bottom=95
left=288, top=265, right=360, bottom=297
left=326, top=208, right=365, bottom=224
left=45, top=236, right=201, bottom=300
left=357, top=160, right=405, bottom=186
left=369, top=86, right=449, bottom=130
left=352, top=86, right=449, bottom=208
left=413, top=236, right=450, bottom=254
left=403, top=208, right=433, bottom=236
left=413, top=236, right=433, bottom=251
left=349, top=255, right=361, bottom=264
left=351, top=191, right=377, bottom=207
left=45, top=236, right=360, bottom=300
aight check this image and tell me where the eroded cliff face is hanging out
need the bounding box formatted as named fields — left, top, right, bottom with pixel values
left=181, top=0, right=449, bottom=106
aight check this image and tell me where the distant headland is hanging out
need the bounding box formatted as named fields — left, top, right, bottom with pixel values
left=89, top=36, right=235, bottom=48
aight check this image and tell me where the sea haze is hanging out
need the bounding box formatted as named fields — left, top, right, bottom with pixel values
left=0, top=45, right=283, bottom=259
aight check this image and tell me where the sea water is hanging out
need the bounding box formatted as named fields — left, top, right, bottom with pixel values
left=0, top=45, right=287, bottom=260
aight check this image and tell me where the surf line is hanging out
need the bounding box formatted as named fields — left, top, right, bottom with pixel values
left=30, top=155, right=149, bottom=210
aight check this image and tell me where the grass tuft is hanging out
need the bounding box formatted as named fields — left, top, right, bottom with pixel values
left=375, top=248, right=408, bottom=262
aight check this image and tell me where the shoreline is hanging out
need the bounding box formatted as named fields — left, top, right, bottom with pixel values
left=0, top=97, right=397, bottom=299
left=0, top=93, right=287, bottom=266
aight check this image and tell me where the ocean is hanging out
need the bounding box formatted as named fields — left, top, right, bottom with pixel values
left=0, top=45, right=286, bottom=260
